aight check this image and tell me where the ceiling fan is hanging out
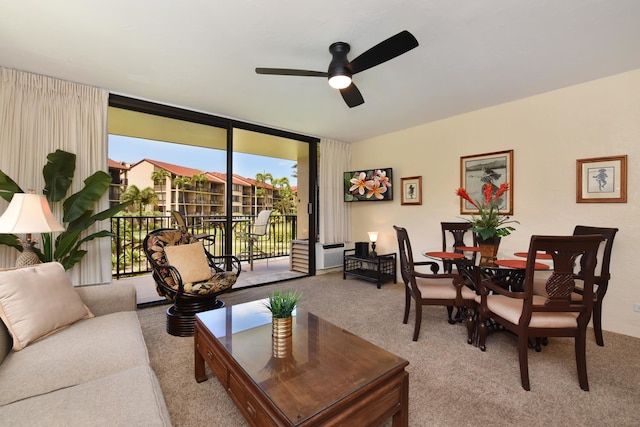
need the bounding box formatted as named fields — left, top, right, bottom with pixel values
left=255, top=30, right=419, bottom=108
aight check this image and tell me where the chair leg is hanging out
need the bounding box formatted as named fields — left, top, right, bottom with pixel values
left=413, top=303, right=422, bottom=341
left=518, top=335, right=531, bottom=391
left=576, top=330, right=590, bottom=391
left=446, top=306, right=454, bottom=324
left=248, top=238, right=254, bottom=271
left=403, top=288, right=411, bottom=324
left=466, top=305, right=475, bottom=345
left=478, top=314, right=487, bottom=352
left=593, top=301, right=604, bottom=346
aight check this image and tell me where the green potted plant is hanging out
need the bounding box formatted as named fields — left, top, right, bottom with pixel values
left=265, top=289, right=302, bottom=319
left=265, top=289, right=301, bottom=347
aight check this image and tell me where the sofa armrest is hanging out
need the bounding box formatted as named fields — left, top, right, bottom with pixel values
left=75, top=284, right=137, bottom=317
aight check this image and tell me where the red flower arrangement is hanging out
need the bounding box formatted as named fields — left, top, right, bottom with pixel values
left=455, top=183, right=518, bottom=241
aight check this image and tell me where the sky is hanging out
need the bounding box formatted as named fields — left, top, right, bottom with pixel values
left=108, top=135, right=297, bottom=184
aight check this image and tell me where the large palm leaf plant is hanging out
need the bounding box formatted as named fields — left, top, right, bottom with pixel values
left=0, top=149, right=131, bottom=270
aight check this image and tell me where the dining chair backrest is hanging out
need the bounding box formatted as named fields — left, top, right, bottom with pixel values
left=523, top=235, right=602, bottom=315
left=441, top=222, right=477, bottom=273
left=572, top=225, right=618, bottom=279
left=441, top=222, right=475, bottom=251
left=572, top=225, right=618, bottom=346
left=394, top=225, right=416, bottom=286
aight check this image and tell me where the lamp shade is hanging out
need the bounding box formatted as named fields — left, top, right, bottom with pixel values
left=368, top=231, right=379, bottom=243
left=0, top=193, right=65, bottom=234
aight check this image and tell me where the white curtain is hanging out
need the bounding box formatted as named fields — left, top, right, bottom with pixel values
left=0, top=67, right=110, bottom=285
left=319, top=138, right=351, bottom=244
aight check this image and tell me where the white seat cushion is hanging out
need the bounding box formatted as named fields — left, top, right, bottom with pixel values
left=416, top=277, right=476, bottom=300
left=486, top=294, right=578, bottom=328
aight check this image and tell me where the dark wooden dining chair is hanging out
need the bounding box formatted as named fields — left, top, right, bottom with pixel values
left=394, top=225, right=476, bottom=342
left=440, top=222, right=478, bottom=273
left=572, top=225, right=618, bottom=346
left=476, top=234, right=603, bottom=391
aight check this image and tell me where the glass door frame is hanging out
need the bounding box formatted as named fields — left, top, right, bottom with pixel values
left=108, top=94, right=319, bottom=275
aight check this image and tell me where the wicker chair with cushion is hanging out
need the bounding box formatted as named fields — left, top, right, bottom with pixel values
left=143, top=228, right=241, bottom=337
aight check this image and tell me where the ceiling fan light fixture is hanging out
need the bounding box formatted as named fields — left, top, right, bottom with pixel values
left=328, top=74, right=352, bottom=89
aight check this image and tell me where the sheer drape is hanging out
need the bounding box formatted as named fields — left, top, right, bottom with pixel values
left=0, top=68, right=110, bottom=285
left=319, top=138, right=351, bottom=244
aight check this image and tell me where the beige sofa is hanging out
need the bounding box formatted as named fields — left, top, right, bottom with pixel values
left=0, top=262, right=171, bottom=426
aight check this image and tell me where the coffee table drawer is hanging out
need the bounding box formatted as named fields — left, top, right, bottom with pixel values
left=228, top=372, right=278, bottom=427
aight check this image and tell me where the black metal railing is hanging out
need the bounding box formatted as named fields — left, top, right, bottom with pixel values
left=111, top=214, right=298, bottom=278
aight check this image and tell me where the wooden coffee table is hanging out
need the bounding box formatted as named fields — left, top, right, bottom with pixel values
left=194, top=299, right=409, bottom=426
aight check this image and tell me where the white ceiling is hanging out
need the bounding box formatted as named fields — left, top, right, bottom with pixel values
left=2, top=1, right=640, bottom=143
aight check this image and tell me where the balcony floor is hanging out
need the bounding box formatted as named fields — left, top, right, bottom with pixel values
left=113, top=257, right=307, bottom=306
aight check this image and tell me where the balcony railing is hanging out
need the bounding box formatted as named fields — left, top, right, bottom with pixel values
left=111, top=214, right=298, bottom=278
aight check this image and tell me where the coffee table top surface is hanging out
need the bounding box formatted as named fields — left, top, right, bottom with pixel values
left=196, top=299, right=408, bottom=425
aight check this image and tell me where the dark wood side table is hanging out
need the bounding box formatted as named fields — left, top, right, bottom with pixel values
left=343, top=249, right=397, bottom=288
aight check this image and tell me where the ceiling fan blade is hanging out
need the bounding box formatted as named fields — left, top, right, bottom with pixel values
left=349, top=30, right=419, bottom=75
left=340, top=83, right=364, bottom=108
left=255, top=68, right=328, bottom=77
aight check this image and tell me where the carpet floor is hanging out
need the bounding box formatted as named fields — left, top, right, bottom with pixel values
left=137, top=273, right=640, bottom=426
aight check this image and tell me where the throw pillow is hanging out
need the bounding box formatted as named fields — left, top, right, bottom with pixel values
left=0, top=262, right=93, bottom=351
left=164, top=242, right=212, bottom=284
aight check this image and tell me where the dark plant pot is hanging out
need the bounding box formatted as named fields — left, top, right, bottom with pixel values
left=477, top=236, right=501, bottom=266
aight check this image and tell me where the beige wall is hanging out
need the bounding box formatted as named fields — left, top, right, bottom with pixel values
left=349, top=68, right=640, bottom=339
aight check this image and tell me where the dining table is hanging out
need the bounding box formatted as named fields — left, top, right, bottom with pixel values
left=424, top=247, right=553, bottom=350
left=424, top=247, right=550, bottom=292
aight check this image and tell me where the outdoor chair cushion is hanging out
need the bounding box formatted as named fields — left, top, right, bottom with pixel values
left=164, top=242, right=212, bottom=284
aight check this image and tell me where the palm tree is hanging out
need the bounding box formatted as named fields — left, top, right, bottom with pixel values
left=120, top=185, right=141, bottom=214
left=139, top=187, right=159, bottom=213
left=190, top=172, right=207, bottom=214
left=120, top=185, right=158, bottom=215
left=173, top=176, right=191, bottom=215
left=272, top=177, right=294, bottom=214
left=254, top=172, right=273, bottom=213
left=151, top=169, right=171, bottom=212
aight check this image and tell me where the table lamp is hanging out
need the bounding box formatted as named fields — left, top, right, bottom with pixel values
left=368, top=231, right=378, bottom=258
left=0, top=192, right=65, bottom=267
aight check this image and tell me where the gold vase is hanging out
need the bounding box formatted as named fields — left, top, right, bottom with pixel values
left=272, top=317, right=293, bottom=358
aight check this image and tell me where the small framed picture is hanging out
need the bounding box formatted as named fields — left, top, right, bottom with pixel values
left=401, top=176, right=422, bottom=205
left=576, top=155, right=627, bottom=203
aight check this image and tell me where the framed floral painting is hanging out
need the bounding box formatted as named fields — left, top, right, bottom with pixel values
left=576, top=155, right=627, bottom=203
left=401, top=176, right=422, bottom=205
left=460, top=150, right=514, bottom=215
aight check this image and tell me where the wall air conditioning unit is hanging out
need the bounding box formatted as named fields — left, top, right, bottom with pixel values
left=315, top=242, right=345, bottom=270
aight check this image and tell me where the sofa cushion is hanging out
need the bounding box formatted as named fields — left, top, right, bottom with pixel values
left=0, top=311, right=149, bottom=406
left=0, top=262, right=93, bottom=351
left=0, top=365, right=172, bottom=426
left=164, top=241, right=212, bottom=283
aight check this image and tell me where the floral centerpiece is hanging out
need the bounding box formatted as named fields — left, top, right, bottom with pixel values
left=455, top=183, right=518, bottom=242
